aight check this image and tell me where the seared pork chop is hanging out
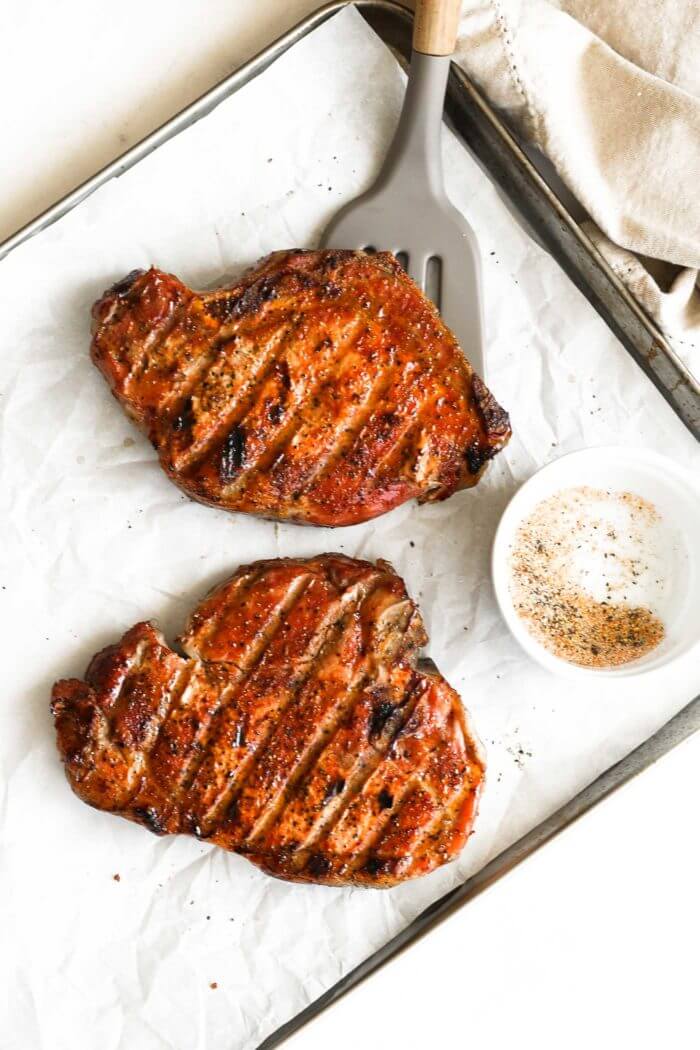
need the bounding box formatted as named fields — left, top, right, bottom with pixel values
left=52, top=555, right=485, bottom=887
left=91, top=250, right=510, bottom=526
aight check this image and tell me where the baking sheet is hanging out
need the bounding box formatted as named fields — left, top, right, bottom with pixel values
left=1, top=7, right=698, bottom=1049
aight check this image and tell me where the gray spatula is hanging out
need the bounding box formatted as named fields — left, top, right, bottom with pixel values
left=322, top=0, right=485, bottom=377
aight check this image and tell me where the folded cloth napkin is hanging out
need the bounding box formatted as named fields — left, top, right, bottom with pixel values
left=454, top=0, right=700, bottom=370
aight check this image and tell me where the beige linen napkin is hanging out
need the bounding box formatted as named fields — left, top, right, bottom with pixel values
left=454, top=0, right=700, bottom=370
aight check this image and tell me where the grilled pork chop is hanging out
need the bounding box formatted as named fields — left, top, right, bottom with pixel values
left=52, top=555, right=485, bottom=887
left=91, top=249, right=510, bottom=526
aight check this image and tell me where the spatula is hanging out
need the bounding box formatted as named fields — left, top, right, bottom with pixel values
left=322, top=0, right=485, bottom=377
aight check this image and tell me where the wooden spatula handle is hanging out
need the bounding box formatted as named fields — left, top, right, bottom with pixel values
left=413, top=0, right=462, bottom=56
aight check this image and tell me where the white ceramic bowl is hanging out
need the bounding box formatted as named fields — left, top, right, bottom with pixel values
left=491, top=446, right=700, bottom=678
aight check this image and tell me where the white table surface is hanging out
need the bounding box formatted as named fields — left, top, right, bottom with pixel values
left=2, top=3, right=697, bottom=1048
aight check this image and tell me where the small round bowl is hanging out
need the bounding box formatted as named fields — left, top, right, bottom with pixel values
left=491, top=446, right=700, bottom=678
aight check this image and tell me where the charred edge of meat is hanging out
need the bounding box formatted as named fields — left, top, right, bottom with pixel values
left=191, top=819, right=213, bottom=840
left=321, top=251, right=348, bottom=273
left=416, top=656, right=439, bottom=676
left=471, top=374, right=511, bottom=439
left=364, top=855, right=392, bottom=877
left=219, top=425, right=246, bottom=483
left=204, top=295, right=242, bottom=322
left=465, top=438, right=492, bottom=476
left=108, top=269, right=145, bottom=298
left=230, top=274, right=281, bottom=320
left=50, top=689, right=95, bottom=765
left=378, top=789, right=394, bottom=810
left=132, top=806, right=166, bottom=836
left=306, top=853, right=332, bottom=878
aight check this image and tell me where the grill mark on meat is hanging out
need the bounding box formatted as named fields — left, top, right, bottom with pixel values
left=102, top=637, right=187, bottom=807
left=220, top=637, right=367, bottom=842
left=371, top=781, right=439, bottom=852
left=369, top=699, right=398, bottom=740
left=101, top=639, right=150, bottom=732
left=375, top=379, right=464, bottom=484
left=229, top=609, right=375, bottom=835
left=407, top=710, right=487, bottom=871
left=176, top=313, right=355, bottom=481
left=377, top=697, right=481, bottom=873
left=303, top=370, right=433, bottom=516
left=131, top=662, right=231, bottom=821
left=155, top=330, right=239, bottom=422
left=64, top=629, right=177, bottom=809
left=286, top=678, right=427, bottom=867
left=164, top=326, right=292, bottom=473
left=246, top=674, right=373, bottom=849
left=177, top=574, right=313, bottom=793
left=124, top=300, right=190, bottom=393
left=226, top=272, right=283, bottom=320
left=328, top=718, right=432, bottom=856
left=251, top=672, right=375, bottom=852
left=213, top=319, right=365, bottom=503
left=110, top=654, right=181, bottom=752
left=348, top=777, right=426, bottom=875
left=323, top=778, right=346, bottom=804
left=409, top=773, right=481, bottom=874
left=364, top=790, right=439, bottom=880
left=465, top=439, right=490, bottom=477
left=285, top=363, right=397, bottom=505
left=116, top=298, right=186, bottom=386
left=196, top=578, right=372, bottom=834
left=372, top=415, right=422, bottom=480
left=324, top=679, right=448, bottom=869
left=365, top=373, right=465, bottom=492
left=171, top=396, right=195, bottom=434
left=238, top=582, right=395, bottom=845
left=131, top=805, right=167, bottom=836
left=235, top=590, right=420, bottom=850
left=124, top=660, right=198, bottom=805
left=299, top=364, right=418, bottom=494
left=178, top=566, right=261, bottom=660
left=366, top=412, right=452, bottom=505
left=185, top=574, right=340, bottom=823
left=218, top=425, right=246, bottom=482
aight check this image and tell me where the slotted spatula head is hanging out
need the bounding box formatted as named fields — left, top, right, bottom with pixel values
left=322, top=0, right=485, bottom=377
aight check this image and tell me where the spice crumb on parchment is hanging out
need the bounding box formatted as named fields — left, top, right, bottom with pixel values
left=509, top=486, right=665, bottom=669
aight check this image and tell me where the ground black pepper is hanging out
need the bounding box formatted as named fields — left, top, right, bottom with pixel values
left=509, top=486, right=665, bottom=668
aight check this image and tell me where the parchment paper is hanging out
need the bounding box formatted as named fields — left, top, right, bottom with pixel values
left=1, top=8, right=698, bottom=1049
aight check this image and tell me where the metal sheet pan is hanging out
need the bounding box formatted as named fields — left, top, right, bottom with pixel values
left=2, top=3, right=698, bottom=1045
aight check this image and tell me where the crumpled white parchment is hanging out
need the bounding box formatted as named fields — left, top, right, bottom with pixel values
left=0, top=8, right=698, bottom=1050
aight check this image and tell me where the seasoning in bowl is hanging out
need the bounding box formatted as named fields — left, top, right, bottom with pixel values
left=508, top=486, right=666, bottom=669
